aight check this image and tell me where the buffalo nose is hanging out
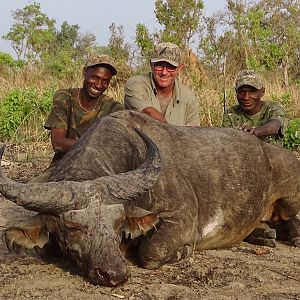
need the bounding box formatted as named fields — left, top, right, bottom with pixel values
left=93, top=268, right=128, bottom=287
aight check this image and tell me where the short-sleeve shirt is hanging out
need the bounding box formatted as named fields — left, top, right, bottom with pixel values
left=222, top=101, right=285, bottom=145
left=124, top=73, right=200, bottom=126
left=44, top=88, right=123, bottom=163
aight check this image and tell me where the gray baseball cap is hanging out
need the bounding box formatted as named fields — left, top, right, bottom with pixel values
left=84, top=54, right=117, bottom=75
left=235, top=70, right=264, bottom=90
left=151, top=42, right=181, bottom=67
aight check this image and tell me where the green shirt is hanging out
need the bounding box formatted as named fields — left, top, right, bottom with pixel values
left=124, top=73, right=200, bottom=126
left=222, top=101, right=285, bottom=145
left=45, top=88, right=123, bottom=162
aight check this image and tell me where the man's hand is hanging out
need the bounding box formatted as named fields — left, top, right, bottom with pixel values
left=237, top=119, right=281, bottom=138
left=238, top=124, right=255, bottom=133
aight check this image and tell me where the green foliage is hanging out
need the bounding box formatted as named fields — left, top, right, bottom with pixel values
left=199, top=0, right=300, bottom=81
left=0, top=52, right=15, bottom=67
left=42, top=50, right=81, bottom=78
left=3, top=2, right=56, bottom=61
left=56, top=21, right=80, bottom=49
left=135, top=24, right=154, bottom=60
left=283, top=118, right=300, bottom=150
left=0, top=88, right=54, bottom=140
left=271, top=92, right=291, bottom=106
left=106, top=23, right=132, bottom=82
left=155, top=0, right=203, bottom=47
left=0, top=52, right=25, bottom=73
left=41, top=21, right=96, bottom=78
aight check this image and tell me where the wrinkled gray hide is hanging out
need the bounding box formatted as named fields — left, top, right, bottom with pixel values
left=1, top=110, right=299, bottom=287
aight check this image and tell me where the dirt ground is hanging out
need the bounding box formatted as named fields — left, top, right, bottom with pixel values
left=0, top=144, right=299, bottom=300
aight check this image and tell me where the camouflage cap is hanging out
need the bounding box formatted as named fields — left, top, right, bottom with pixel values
left=235, top=70, right=264, bottom=90
left=84, top=54, right=117, bottom=75
left=151, top=42, right=181, bottom=67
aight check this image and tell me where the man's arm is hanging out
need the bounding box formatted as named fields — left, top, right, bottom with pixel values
left=246, top=119, right=282, bottom=137
left=50, top=128, right=77, bottom=153
left=141, top=107, right=167, bottom=123
left=124, top=76, right=157, bottom=112
left=240, top=103, right=284, bottom=137
left=45, top=90, right=77, bottom=154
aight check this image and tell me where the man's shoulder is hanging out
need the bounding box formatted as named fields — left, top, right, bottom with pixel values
left=263, top=101, right=284, bottom=111
left=53, top=88, right=76, bottom=102
left=224, top=105, right=241, bottom=115
left=125, top=74, right=150, bottom=86
left=175, top=79, right=197, bottom=100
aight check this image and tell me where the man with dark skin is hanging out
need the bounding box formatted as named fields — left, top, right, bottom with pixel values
left=30, top=55, right=123, bottom=183
left=50, top=57, right=119, bottom=153
left=223, top=69, right=286, bottom=247
left=222, top=69, right=285, bottom=145
left=124, top=42, right=200, bottom=126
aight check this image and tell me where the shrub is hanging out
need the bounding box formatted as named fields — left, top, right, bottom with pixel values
left=0, top=87, right=54, bottom=141
left=283, top=118, right=300, bottom=150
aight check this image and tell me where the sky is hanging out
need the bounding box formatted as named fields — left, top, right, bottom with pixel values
left=0, top=0, right=227, bottom=57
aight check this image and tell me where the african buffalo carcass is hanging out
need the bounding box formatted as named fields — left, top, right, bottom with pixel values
left=0, top=110, right=299, bottom=287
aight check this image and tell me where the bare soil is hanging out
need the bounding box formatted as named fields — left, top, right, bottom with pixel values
left=0, top=145, right=299, bottom=300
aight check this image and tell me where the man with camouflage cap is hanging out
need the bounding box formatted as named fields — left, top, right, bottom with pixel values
left=222, top=69, right=285, bottom=145
left=223, top=69, right=286, bottom=248
left=31, top=54, right=123, bottom=183
left=124, top=42, right=200, bottom=126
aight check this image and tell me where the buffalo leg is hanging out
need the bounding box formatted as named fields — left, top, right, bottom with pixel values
left=137, top=220, right=192, bottom=269
left=244, top=222, right=276, bottom=248
left=273, top=217, right=300, bottom=247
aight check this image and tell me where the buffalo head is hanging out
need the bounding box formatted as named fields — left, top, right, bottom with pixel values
left=0, top=129, right=161, bottom=286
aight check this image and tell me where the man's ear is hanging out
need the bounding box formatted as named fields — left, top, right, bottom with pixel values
left=260, top=87, right=265, bottom=97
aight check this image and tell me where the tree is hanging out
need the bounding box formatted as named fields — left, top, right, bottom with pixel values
left=254, top=0, right=300, bottom=84
left=155, top=0, right=204, bottom=48
left=108, top=23, right=130, bottom=63
left=42, top=22, right=97, bottom=78
left=56, top=21, right=80, bottom=49
left=197, top=0, right=300, bottom=84
left=3, top=2, right=56, bottom=61
left=135, top=23, right=155, bottom=62
left=106, top=23, right=131, bottom=82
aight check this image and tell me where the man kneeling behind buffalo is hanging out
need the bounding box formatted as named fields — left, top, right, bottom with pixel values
left=223, top=70, right=300, bottom=248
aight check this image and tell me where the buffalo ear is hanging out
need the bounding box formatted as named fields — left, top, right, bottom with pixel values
left=2, top=215, right=53, bottom=254
left=120, top=207, right=160, bottom=239
left=3, top=225, right=49, bottom=254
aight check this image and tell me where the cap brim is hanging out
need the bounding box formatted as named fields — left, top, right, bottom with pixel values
left=235, top=82, right=263, bottom=90
left=85, top=63, right=117, bottom=75
left=151, top=58, right=179, bottom=67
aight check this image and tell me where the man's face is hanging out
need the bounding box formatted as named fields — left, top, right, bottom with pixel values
left=236, top=85, right=265, bottom=115
left=151, top=61, right=182, bottom=90
left=83, top=66, right=113, bottom=99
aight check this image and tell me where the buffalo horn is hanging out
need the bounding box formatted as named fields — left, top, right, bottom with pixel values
left=0, top=129, right=161, bottom=213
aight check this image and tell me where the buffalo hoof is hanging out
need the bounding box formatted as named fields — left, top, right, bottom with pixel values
left=245, top=236, right=276, bottom=248
left=263, top=228, right=276, bottom=239
left=291, top=237, right=300, bottom=247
